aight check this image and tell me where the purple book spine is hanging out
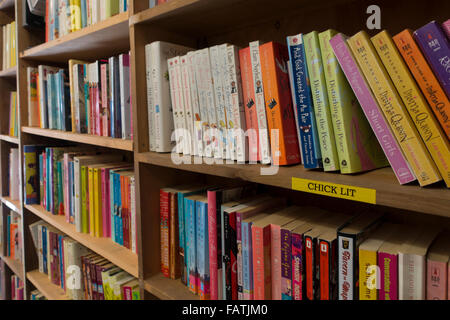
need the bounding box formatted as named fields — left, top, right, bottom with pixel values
left=236, top=212, right=243, bottom=300
left=291, top=233, right=303, bottom=300
left=281, top=229, right=292, bottom=300
left=330, top=33, right=416, bottom=185
left=414, top=21, right=450, bottom=99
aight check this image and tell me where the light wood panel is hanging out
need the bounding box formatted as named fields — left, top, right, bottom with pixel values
left=1, top=196, right=21, bottom=214
left=25, top=204, right=139, bottom=278
left=0, top=134, right=18, bottom=144
left=144, top=274, right=199, bottom=300
left=27, top=270, right=69, bottom=300
left=0, top=254, right=24, bottom=280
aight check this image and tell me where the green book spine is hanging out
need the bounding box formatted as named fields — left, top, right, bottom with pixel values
left=304, top=31, right=340, bottom=171
left=106, top=0, right=119, bottom=18
left=319, top=30, right=388, bottom=173
left=57, top=161, right=64, bottom=215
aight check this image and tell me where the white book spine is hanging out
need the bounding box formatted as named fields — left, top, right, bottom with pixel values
left=338, top=235, right=354, bottom=300
left=226, top=45, right=248, bottom=163
left=130, top=176, right=137, bottom=253
left=119, top=54, right=131, bottom=140
left=399, top=253, right=425, bottom=300
left=10, top=149, right=19, bottom=201
left=145, top=45, right=156, bottom=151
left=180, top=55, right=196, bottom=156
left=168, top=57, right=182, bottom=153
left=174, top=56, right=190, bottom=155
left=220, top=44, right=234, bottom=161
left=201, top=48, right=218, bottom=158
left=249, top=41, right=271, bottom=164
left=210, top=45, right=227, bottom=159
left=187, top=51, right=203, bottom=157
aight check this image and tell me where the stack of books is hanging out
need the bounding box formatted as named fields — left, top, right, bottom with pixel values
left=160, top=185, right=449, bottom=300
left=10, top=275, right=24, bottom=300
left=29, top=220, right=140, bottom=300
left=147, top=19, right=450, bottom=188
left=45, top=0, right=129, bottom=42
left=2, top=21, right=16, bottom=70
left=27, top=53, right=132, bottom=140
left=24, top=146, right=137, bottom=252
left=5, top=212, right=22, bottom=264
left=30, top=290, right=47, bottom=300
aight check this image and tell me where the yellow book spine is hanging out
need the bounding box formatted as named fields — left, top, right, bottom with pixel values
left=359, top=249, right=378, bottom=300
left=372, top=31, right=450, bottom=188
left=10, top=21, right=16, bottom=67
left=88, top=167, right=95, bottom=237
left=94, top=168, right=102, bottom=237
left=348, top=31, right=441, bottom=186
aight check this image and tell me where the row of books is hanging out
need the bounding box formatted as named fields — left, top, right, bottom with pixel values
left=5, top=212, right=22, bottom=264
left=29, top=220, right=140, bottom=300
left=149, top=0, right=169, bottom=8
left=30, top=290, right=46, bottom=300
left=8, top=92, right=18, bottom=137
left=147, top=19, right=450, bottom=188
left=160, top=185, right=450, bottom=300
left=45, top=0, right=129, bottom=42
left=9, top=148, right=20, bottom=201
left=27, top=53, right=132, bottom=139
left=10, top=275, right=23, bottom=300
left=23, top=147, right=137, bottom=252
left=2, top=21, right=16, bottom=70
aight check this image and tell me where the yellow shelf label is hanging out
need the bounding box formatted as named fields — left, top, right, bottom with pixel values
left=291, top=177, right=376, bottom=204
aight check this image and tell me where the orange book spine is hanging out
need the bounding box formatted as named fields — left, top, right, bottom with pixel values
left=252, top=226, right=265, bottom=299
left=393, top=29, right=450, bottom=140
left=259, top=42, right=301, bottom=165
left=239, top=47, right=260, bottom=162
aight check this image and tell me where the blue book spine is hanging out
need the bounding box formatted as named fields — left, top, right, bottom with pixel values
left=117, top=173, right=123, bottom=246
left=242, top=221, right=250, bottom=299
left=187, top=198, right=197, bottom=293
left=184, top=197, right=190, bottom=289
left=196, top=201, right=209, bottom=298
left=149, top=0, right=156, bottom=8
left=42, top=226, right=48, bottom=275
left=114, top=172, right=120, bottom=245
left=287, top=35, right=322, bottom=169
left=80, top=0, right=87, bottom=28
left=178, top=193, right=186, bottom=283
left=110, top=170, right=115, bottom=243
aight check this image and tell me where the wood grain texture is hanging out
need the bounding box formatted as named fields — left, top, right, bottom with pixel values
left=27, top=270, right=69, bottom=300
left=144, top=273, right=199, bottom=300
left=0, top=254, right=24, bottom=280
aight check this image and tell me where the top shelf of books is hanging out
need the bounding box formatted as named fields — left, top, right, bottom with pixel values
left=21, top=12, right=130, bottom=63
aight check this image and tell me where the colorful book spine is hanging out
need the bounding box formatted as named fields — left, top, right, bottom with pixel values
left=443, top=19, right=450, bottom=38
left=239, top=47, right=260, bottom=162
left=304, top=31, right=340, bottom=171
left=348, top=31, right=440, bottom=187
left=160, top=189, right=170, bottom=277
left=378, top=251, right=398, bottom=300
left=414, top=21, right=450, bottom=99
left=373, top=30, right=450, bottom=187
left=252, top=223, right=265, bottom=300
left=169, top=190, right=179, bottom=278
left=259, top=41, right=301, bottom=165
left=196, top=200, right=210, bottom=300
left=427, top=260, right=448, bottom=300
left=242, top=220, right=254, bottom=300
left=186, top=198, right=198, bottom=294
left=207, top=191, right=218, bottom=300
left=24, top=146, right=39, bottom=205
left=281, top=229, right=292, bottom=300
left=330, top=33, right=415, bottom=185
left=393, top=29, right=450, bottom=141
left=291, top=232, right=303, bottom=300
left=287, top=34, right=322, bottom=169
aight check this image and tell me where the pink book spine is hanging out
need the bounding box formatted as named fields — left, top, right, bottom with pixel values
left=378, top=252, right=398, bottom=300
left=11, top=276, right=15, bottom=300
left=101, top=169, right=109, bottom=238
left=329, top=33, right=416, bottom=185
left=101, top=64, right=109, bottom=137
left=122, top=286, right=132, bottom=300
left=252, top=226, right=264, bottom=300
left=42, top=152, right=46, bottom=208
left=129, top=52, right=133, bottom=141
left=63, top=154, right=70, bottom=223
left=95, top=79, right=102, bottom=136
left=427, top=260, right=448, bottom=300
left=442, top=19, right=450, bottom=39
left=291, top=232, right=303, bottom=300
left=207, top=191, right=218, bottom=300
left=236, top=212, right=243, bottom=300
left=270, top=224, right=282, bottom=300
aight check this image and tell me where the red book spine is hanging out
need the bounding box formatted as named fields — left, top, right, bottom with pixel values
left=270, top=224, right=282, bottom=300
left=305, top=235, right=314, bottom=300
left=96, top=265, right=105, bottom=300
left=207, top=190, right=218, bottom=300
left=230, top=211, right=238, bottom=300
left=160, top=190, right=170, bottom=277
left=239, top=47, right=260, bottom=162
left=45, top=0, right=49, bottom=42
left=319, top=240, right=330, bottom=300
left=252, top=226, right=264, bottom=300
left=122, top=286, right=132, bottom=300
left=263, top=225, right=272, bottom=299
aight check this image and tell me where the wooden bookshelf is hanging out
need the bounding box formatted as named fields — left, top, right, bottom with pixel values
left=1, top=196, right=21, bottom=214
left=20, top=12, right=130, bottom=63
left=0, top=66, right=16, bottom=78
left=0, top=255, right=24, bottom=280
left=22, top=127, right=134, bottom=151
left=144, top=274, right=199, bottom=300
left=0, top=134, right=18, bottom=144
left=27, top=270, right=69, bottom=300
left=25, top=204, right=139, bottom=278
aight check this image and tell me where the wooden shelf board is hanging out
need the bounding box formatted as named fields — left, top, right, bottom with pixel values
left=25, top=204, right=139, bottom=278
left=0, top=134, right=19, bottom=144
left=0, top=66, right=17, bottom=78
left=27, top=270, right=69, bottom=300
left=22, top=127, right=133, bottom=151
left=1, top=196, right=22, bottom=214
left=0, top=0, right=14, bottom=10
left=144, top=274, right=199, bottom=300
left=0, top=255, right=24, bottom=280
left=21, top=12, right=130, bottom=63
left=137, top=152, right=450, bottom=217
